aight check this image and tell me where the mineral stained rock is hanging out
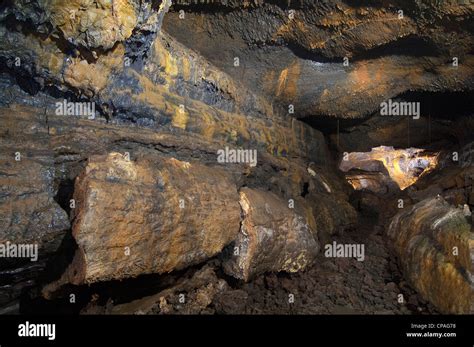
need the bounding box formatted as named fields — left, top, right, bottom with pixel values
left=0, top=129, right=69, bottom=263
left=223, top=188, right=319, bottom=281
left=4, top=0, right=172, bottom=51
left=1, top=0, right=472, bottom=315
left=47, top=152, right=240, bottom=287
left=0, top=25, right=329, bottom=165
left=387, top=197, right=474, bottom=314
left=339, top=146, right=439, bottom=191
left=0, top=98, right=350, bottom=302
left=164, top=0, right=474, bottom=118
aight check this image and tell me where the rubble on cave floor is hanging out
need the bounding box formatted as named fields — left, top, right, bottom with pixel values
left=76, top=217, right=437, bottom=315
left=0, top=0, right=473, bottom=316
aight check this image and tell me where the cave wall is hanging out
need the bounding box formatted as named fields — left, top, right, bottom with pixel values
left=0, top=0, right=473, bottom=314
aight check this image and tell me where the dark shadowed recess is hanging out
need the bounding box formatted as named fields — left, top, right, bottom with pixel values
left=301, top=90, right=474, bottom=135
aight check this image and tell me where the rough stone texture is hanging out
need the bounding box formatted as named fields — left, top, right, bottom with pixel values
left=339, top=146, right=439, bottom=190
left=0, top=0, right=473, bottom=316
left=387, top=197, right=474, bottom=314
left=0, top=154, right=69, bottom=260
left=3, top=0, right=172, bottom=51
left=0, top=27, right=330, bottom=165
left=408, top=162, right=474, bottom=210
left=78, top=220, right=437, bottom=315
left=0, top=106, right=70, bottom=263
left=164, top=0, right=474, bottom=118
left=223, top=188, right=319, bottom=281
left=144, top=31, right=275, bottom=118
left=101, top=264, right=229, bottom=315
left=48, top=152, right=240, bottom=286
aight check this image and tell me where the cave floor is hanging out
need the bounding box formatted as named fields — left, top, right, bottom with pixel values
left=22, top=207, right=438, bottom=315
left=214, top=217, right=438, bottom=315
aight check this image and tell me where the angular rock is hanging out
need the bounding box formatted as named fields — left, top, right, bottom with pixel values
left=103, top=264, right=228, bottom=315
left=223, top=188, right=319, bottom=281
left=339, top=146, right=439, bottom=190
left=345, top=171, right=398, bottom=195
left=46, top=152, right=241, bottom=287
left=387, top=197, right=474, bottom=314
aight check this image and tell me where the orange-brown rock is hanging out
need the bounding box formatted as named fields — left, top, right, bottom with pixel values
left=7, top=0, right=172, bottom=50
left=47, top=152, right=240, bottom=287
left=340, top=146, right=439, bottom=191
left=0, top=154, right=70, bottom=261
left=387, top=197, right=474, bottom=314
left=164, top=1, right=474, bottom=119
left=223, top=188, right=319, bottom=281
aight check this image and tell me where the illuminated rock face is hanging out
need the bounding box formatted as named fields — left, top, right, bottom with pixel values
left=0, top=101, right=355, bottom=297
left=340, top=146, right=439, bottom=191
left=388, top=197, right=474, bottom=314
left=345, top=172, right=398, bottom=195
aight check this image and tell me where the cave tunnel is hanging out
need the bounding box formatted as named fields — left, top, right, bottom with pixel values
left=0, top=0, right=473, bottom=343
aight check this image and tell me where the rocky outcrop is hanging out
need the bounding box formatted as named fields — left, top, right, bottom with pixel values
left=387, top=197, right=474, bottom=314
left=0, top=27, right=328, bottom=165
left=0, top=97, right=356, bottom=301
left=164, top=0, right=474, bottom=118
left=340, top=146, right=439, bottom=191
left=223, top=188, right=319, bottom=281
left=0, top=0, right=473, bottom=316
left=3, top=0, right=172, bottom=51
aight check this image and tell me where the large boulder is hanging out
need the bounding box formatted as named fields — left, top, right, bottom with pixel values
left=387, top=197, right=474, bottom=314
left=46, top=152, right=241, bottom=287
left=223, top=188, right=319, bottom=281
